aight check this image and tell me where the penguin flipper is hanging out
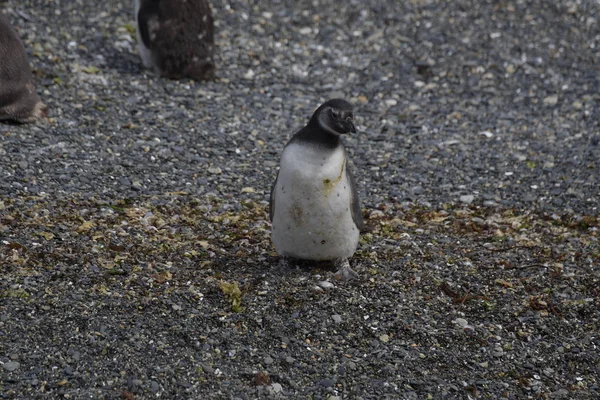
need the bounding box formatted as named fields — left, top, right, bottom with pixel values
left=269, top=170, right=280, bottom=222
left=137, top=0, right=160, bottom=49
left=345, top=166, right=364, bottom=231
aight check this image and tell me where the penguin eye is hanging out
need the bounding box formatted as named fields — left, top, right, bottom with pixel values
left=330, top=108, right=340, bottom=120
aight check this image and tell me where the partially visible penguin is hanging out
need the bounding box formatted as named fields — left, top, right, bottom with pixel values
left=0, top=12, right=47, bottom=123
left=134, top=0, right=216, bottom=81
left=270, top=99, right=365, bottom=280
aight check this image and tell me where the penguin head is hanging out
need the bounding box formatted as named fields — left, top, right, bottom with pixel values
left=313, top=99, right=356, bottom=136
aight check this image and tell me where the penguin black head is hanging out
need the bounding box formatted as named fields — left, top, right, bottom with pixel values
left=311, top=99, right=357, bottom=136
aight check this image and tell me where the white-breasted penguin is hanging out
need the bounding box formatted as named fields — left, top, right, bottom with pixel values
left=134, top=0, right=215, bottom=81
left=0, top=12, right=47, bottom=123
left=270, top=99, right=364, bottom=280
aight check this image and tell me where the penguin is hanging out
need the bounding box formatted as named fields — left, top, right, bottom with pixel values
left=269, top=99, right=364, bottom=280
left=0, top=12, right=47, bottom=123
left=134, top=0, right=216, bottom=81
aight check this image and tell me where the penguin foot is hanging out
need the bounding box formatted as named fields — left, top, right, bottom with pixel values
left=334, top=258, right=358, bottom=281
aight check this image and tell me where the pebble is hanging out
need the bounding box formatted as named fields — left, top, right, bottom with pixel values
left=317, top=281, right=334, bottom=289
left=460, top=195, right=475, bottom=204
left=149, top=381, right=160, bottom=393
left=453, top=318, right=469, bottom=328
left=319, top=378, right=335, bottom=388
left=332, top=314, right=342, bottom=323
left=285, top=356, right=295, bottom=364
left=267, top=383, right=283, bottom=394
left=543, top=95, right=559, bottom=106
left=264, top=356, right=274, bottom=365
left=201, top=364, right=215, bottom=374
left=2, top=361, right=20, bottom=372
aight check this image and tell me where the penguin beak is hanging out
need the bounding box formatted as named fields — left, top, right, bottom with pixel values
left=346, top=119, right=356, bottom=134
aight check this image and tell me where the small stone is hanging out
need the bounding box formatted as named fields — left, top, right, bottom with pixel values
left=267, top=383, right=283, bottom=394
left=460, top=195, right=475, bottom=204
left=201, top=364, right=215, bottom=374
left=317, top=281, right=334, bottom=289
left=319, top=378, right=334, bottom=388
left=409, top=186, right=424, bottom=195
left=241, top=187, right=255, bottom=193
left=479, top=131, right=494, bottom=138
left=453, top=318, right=469, bottom=328
left=208, top=166, right=222, bottom=174
left=149, top=381, right=160, bottom=393
left=385, top=99, right=397, bottom=106
left=332, top=314, right=342, bottom=323
left=243, top=69, right=255, bottom=80
left=264, top=356, right=274, bottom=365
left=379, top=334, right=390, bottom=343
left=285, top=356, right=295, bottom=364
left=543, top=95, right=558, bottom=106
left=328, top=91, right=345, bottom=100
left=2, top=361, right=20, bottom=372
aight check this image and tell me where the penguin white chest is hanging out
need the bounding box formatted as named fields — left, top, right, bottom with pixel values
left=272, top=143, right=360, bottom=260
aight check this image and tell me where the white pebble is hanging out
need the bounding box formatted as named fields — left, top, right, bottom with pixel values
left=317, top=281, right=334, bottom=289
left=460, top=195, right=475, bottom=204
left=453, top=318, right=469, bottom=328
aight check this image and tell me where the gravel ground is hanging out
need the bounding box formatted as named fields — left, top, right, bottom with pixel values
left=1, top=0, right=599, bottom=398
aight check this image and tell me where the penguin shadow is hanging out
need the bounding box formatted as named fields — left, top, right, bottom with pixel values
left=105, top=49, right=145, bottom=78
left=0, top=118, right=28, bottom=126
left=105, top=48, right=222, bottom=85
left=271, top=257, right=352, bottom=280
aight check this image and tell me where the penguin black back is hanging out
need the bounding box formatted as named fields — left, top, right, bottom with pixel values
left=0, top=12, right=47, bottom=123
left=136, top=0, right=215, bottom=81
